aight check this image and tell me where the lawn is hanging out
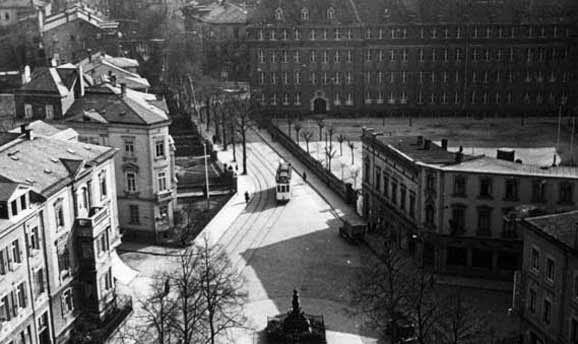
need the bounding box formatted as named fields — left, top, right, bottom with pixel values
left=273, top=116, right=578, bottom=189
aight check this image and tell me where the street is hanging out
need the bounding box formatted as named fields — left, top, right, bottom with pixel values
left=113, top=129, right=379, bottom=343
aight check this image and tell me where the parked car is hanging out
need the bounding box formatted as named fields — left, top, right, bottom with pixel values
left=338, top=216, right=367, bottom=244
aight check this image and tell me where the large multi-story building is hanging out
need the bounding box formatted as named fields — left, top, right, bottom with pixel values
left=361, top=129, right=578, bottom=281
left=516, top=210, right=578, bottom=344
left=246, top=0, right=578, bottom=116
left=13, top=65, right=177, bottom=242
left=0, top=122, right=121, bottom=344
left=183, top=0, right=250, bottom=81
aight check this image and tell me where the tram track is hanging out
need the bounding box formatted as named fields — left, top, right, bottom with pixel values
left=215, top=139, right=289, bottom=271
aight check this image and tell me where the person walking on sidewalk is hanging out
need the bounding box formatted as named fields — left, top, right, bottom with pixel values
left=244, top=191, right=250, bottom=204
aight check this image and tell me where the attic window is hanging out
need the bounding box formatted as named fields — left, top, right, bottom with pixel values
left=25, top=178, right=35, bottom=184
left=10, top=155, right=19, bottom=161
left=67, top=148, right=75, bottom=154
left=120, top=112, right=126, bottom=116
left=51, top=157, right=59, bottom=163
left=301, top=8, right=309, bottom=21
left=327, top=7, right=335, bottom=20
left=7, top=150, right=19, bottom=156
left=275, top=7, right=283, bottom=21
left=84, top=145, right=92, bottom=151
left=44, top=168, right=52, bottom=174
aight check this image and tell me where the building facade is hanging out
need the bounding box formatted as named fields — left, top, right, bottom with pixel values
left=13, top=65, right=176, bottom=243
left=247, top=0, right=578, bottom=116
left=516, top=211, right=578, bottom=344
left=362, top=129, right=578, bottom=281
left=0, top=123, right=121, bottom=344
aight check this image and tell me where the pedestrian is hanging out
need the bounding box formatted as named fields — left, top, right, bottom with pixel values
left=244, top=191, right=250, bottom=204
left=303, top=171, right=307, bottom=182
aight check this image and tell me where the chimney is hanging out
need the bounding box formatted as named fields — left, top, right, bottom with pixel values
left=441, top=138, right=448, bottom=150
left=110, top=74, right=116, bottom=86
left=417, top=135, right=423, bottom=146
left=424, top=139, right=431, bottom=150
left=458, top=145, right=464, bottom=153
left=21, top=65, right=31, bottom=85
left=497, top=149, right=515, bottom=162
left=455, top=151, right=463, bottom=163
left=120, top=83, right=126, bottom=97
left=20, top=124, right=27, bottom=134
left=77, top=64, right=84, bottom=97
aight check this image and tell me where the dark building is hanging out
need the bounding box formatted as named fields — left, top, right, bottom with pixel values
left=247, top=0, right=578, bottom=116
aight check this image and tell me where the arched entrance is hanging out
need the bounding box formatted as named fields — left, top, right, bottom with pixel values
left=313, top=98, right=327, bottom=114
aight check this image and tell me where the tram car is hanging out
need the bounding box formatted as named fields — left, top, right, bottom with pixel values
left=275, top=161, right=292, bottom=203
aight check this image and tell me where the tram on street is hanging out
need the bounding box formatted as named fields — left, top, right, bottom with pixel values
left=275, top=161, right=292, bottom=203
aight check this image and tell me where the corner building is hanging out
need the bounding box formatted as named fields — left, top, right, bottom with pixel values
left=247, top=0, right=577, bottom=116
left=362, top=129, right=578, bottom=282
left=0, top=124, right=122, bottom=344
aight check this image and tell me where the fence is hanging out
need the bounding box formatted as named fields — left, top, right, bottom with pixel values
left=266, top=122, right=357, bottom=205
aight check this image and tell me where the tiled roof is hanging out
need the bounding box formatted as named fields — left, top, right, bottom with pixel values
left=202, top=2, right=248, bottom=24
left=20, top=67, right=71, bottom=96
left=250, top=0, right=578, bottom=24
left=526, top=210, right=578, bottom=252
left=377, top=136, right=474, bottom=165
left=0, top=136, right=113, bottom=195
left=65, top=84, right=169, bottom=126
left=441, top=156, right=578, bottom=179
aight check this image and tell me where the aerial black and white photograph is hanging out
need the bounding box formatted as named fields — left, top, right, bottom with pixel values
left=0, top=0, right=576, bottom=343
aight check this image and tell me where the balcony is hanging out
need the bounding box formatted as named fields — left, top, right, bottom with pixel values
left=76, top=206, right=109, bottom=237
left=156, top=189, right=174, bottom=203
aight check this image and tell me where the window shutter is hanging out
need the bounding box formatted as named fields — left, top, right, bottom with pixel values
left=11, top=291, right=18, bottom=317
left=21, top=284, right=27, bottom=308
left=0, top=249, right=5, bottom=275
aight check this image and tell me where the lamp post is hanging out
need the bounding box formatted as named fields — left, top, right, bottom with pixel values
left=203, top=141, right=210, bottom=210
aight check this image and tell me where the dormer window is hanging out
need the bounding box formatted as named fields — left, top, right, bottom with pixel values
left=300, top=8, right=309, bottom=21
left=327, top=7, right=335, bottom=20
left=274, top=7, right=283, bottom=21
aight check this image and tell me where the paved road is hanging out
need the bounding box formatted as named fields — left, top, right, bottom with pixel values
left=112, top=128, right=378, bottom=343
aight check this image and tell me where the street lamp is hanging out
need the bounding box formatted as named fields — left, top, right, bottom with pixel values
left=203, top=141, right=210, bottom=210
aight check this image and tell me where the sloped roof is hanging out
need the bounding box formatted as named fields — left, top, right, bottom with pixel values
left=87, top=60, right=150, bottom=90
left=526, top=210, right=578, bottom=253
left=0, top=136, right=113, bottom=195
left=65, top=84, right=169, bottom=126
left=441, top=156, right=578, bottom=179
left=202, top=2, right=248, bottom=24
left=250, top=0, right=578, bottom=24
left=0, top=182, right=19, bottom=201
left=19, top=67, right=71, bottom=96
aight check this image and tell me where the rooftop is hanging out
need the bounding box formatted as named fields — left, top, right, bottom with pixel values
left=375, top=135, right=474, bottom=165
left=249, top=0, right=578, bottom=24
left=185, top=1, right=248, bottom=24
left=526, top=210, right=578, bottom=253
left=65, top=84, right=169, bottom=126
left=0, top=134, right=114, bottom=195
left=19, top=66, right=75, bottom=96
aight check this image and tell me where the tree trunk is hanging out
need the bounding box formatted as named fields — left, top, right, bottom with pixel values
left=242, top=117, right=247, bottom=175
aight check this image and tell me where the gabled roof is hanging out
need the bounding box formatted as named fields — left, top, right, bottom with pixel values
left=0, top=182, right=19, bottom=201
left=19, top=67, right=72, bottom=96
left=59, top=158, right=85, bottom=177
left=65, top=84, right=169, bottom=126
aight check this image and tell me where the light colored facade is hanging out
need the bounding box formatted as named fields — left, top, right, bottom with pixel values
left=362, top=128, right=578, bottom=281
left=0, top=123, right=120, bottom=344
left=14, top=65, right=176, bottom=243
left=62, top=84, right=176, bottom=243
left=516, top=211, right=578, bottom=344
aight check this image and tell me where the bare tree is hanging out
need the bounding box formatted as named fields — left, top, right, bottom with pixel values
left=301, top=130, right=314, bottom=153
left=348, top=141, right=356, bottom=165
left=405, top=267, right=440, bottom=344
left=337, top=134, right=346, bottom=156
left=225, top=94, right=257, bottom=175
left=435, top=288, right=490, bottom=344
left=354, top=245, right=414, bottom=342
left=294, top=122, right=303, bottom=144
left=325, top=147, right=337, bottom=172
left=316, top=118, right=325, bottom=142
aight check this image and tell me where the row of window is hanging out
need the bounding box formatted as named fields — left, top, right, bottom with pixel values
left=256, top=90, right=569, bottom=108
left=258, top=47, right=570, bottom=64
left=255, top=25, right=571, bottom=41
left=377, top=170, right=417, bottom=219
left=0, top=239, right=23, bottom=275
left=123, top=137, right=166, bottom=159
left=453, top=176, right=574, bottom=204
left=0, top=194, right=28, bottom=219
left=258, top=70, right=572, bottom=87
left=0, top=282, right=28, bottom=322
left=124, top=169, right=168, bottom=193
left=23, top=104, right=54, bottom=120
